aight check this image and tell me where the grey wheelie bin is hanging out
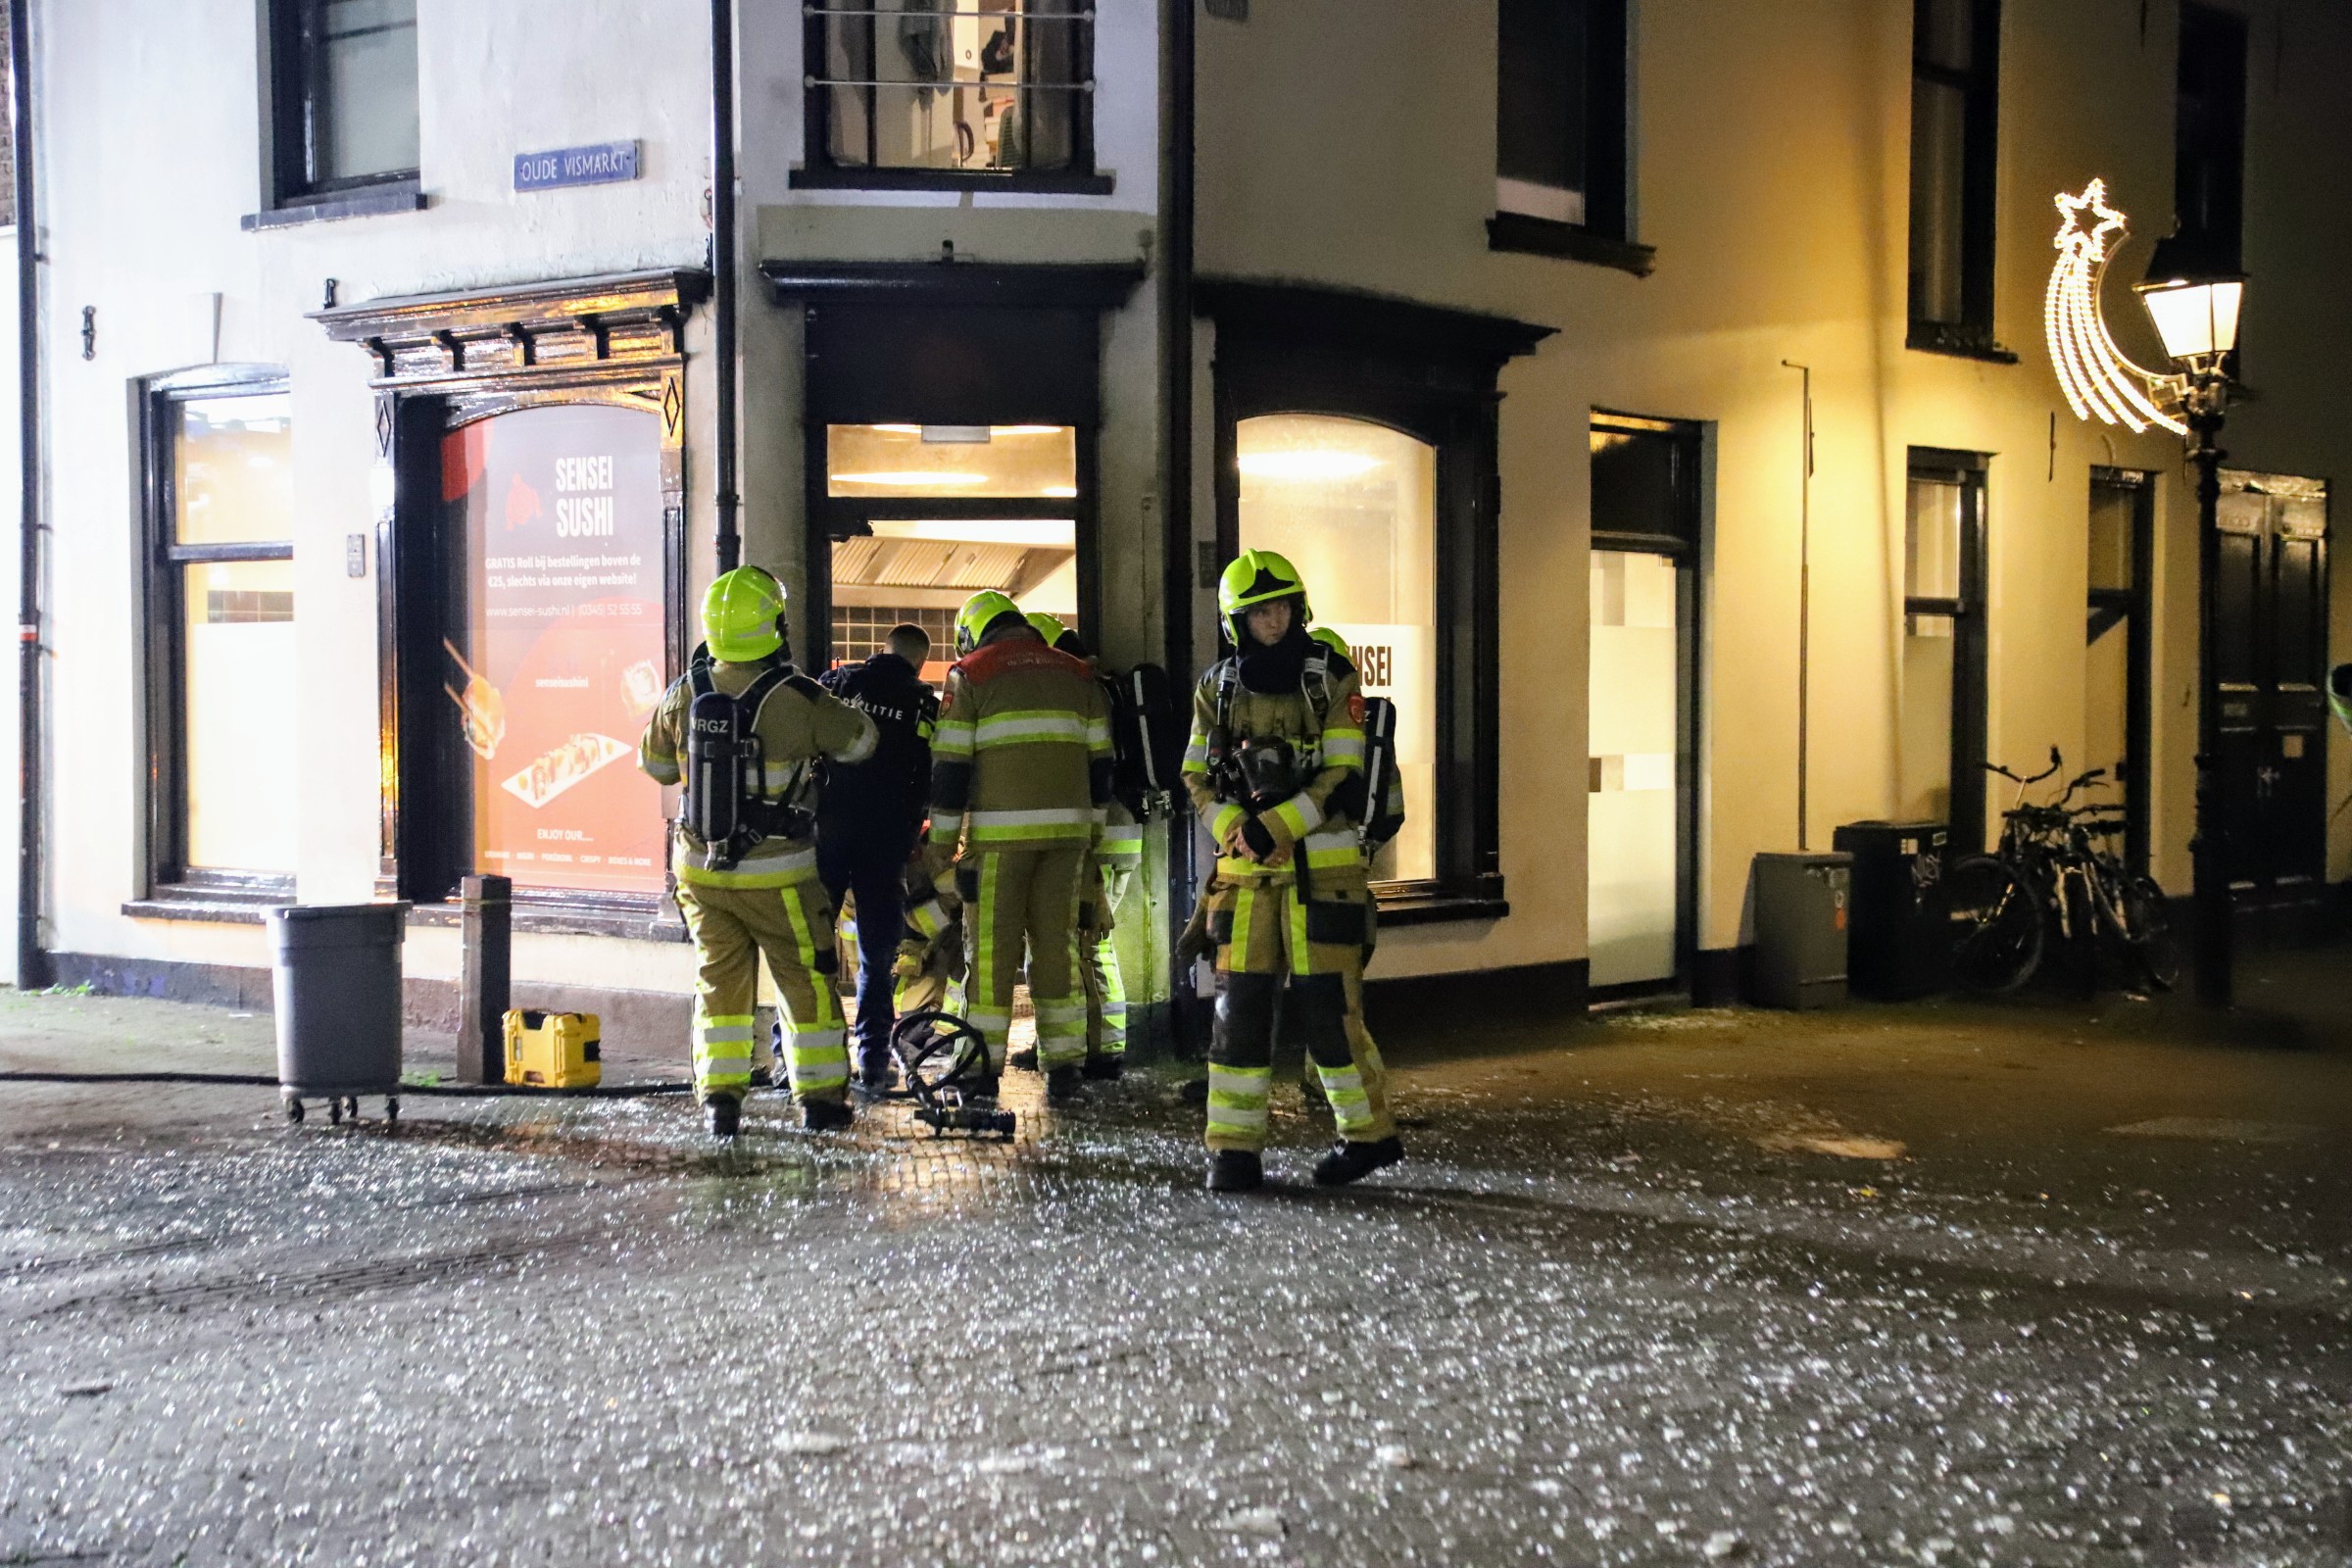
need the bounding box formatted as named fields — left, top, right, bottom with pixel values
left=269, top=902, right=411, bottom=1128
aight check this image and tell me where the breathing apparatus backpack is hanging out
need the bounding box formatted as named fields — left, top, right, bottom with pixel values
left=682, top=647, right=812, bottom=870
left=1105, top=662, right=1185, bottom=818
left=1356, top=694, right=1405, bottom=850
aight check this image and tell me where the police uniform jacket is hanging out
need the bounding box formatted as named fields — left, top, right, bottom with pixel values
left=817, top=650, right=939, bottom=854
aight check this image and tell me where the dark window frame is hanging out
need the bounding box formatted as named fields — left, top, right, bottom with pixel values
left=1905, top=448, right=1990, bottom=852
left=1905, top=0, right=2011, bottom=361
left=766, top=265, right=1149, bottom=673
left=267, top=0, right=421, bottom=208
left=134, top=366, right=298, bottom=912
left=1200, top=280, right=1554, bottom=925
left=794, top=1, right=1108, bottom=194
left=1489, top=0, right=1649, bottom=271
left=2087, top=466, right=2155, bottom=873
left=1586, top=411, right=1704, bottom=1003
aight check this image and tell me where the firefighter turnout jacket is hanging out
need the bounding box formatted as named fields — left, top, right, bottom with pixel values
left=928, top=635, right=1115, bottom=855
left=639, top=657, right=879, bottom=887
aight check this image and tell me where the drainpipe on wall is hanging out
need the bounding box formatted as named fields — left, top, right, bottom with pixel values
left=1158, top=0, right=1198, bottom=1047
left=710, top=0, right=740, bottom=576
left=11, top=0, right=47, bottom=991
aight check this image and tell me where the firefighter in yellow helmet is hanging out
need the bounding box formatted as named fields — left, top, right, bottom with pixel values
left=639, top=567, right=878, bottom=1137
left=1183, top=551, right=1400, bottom=1191
left=928, top=590, right=1113, bottom=1101
left=1023, top=612, right=1138, bottom=1078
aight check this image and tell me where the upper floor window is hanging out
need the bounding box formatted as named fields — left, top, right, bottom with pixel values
left=800, top=2, right=1101, bottom=190
left=2173, top=3, right=2247, bottom=274
left=1907, top=0, right=2007, bottom=358
left=270, top=0, right=420, bottom=202
left=1494, top=0, right=1629, bottom=241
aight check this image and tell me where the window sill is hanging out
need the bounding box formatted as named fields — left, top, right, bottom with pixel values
left=241, top=180, right=427, bottom=232
left=1372, top=880, right=1510, bottom=927
left=1904, top=320, right=2019, bottom=364
left=787, top=166, right=1114, bottom=196
left=122, top=895, right=280, bottom=926
left=405, top=895, right=688, bottom=944
left=1487, top=213, right=1655, bottom=277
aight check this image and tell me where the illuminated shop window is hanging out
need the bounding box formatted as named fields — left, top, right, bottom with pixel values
left=1236, top=415, right=1437, bottom=883
left=826, top=423, right=1078, bottom=500
left=169, top=392, right=299, bottom=879
left=830, top=516, right=1076, bottom=680
left=440, top=404, right=668, bottom=897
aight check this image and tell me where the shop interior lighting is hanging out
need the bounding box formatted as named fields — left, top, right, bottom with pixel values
left=872, top=518, right=1076, bottom=547
left=861, top=424, right=1066, bottom=439
left=1236, top=450, right=1383, bottom=481
left=2043, top=179, right=2187, bottom=437
left=832, top=471, right=993, bottom=487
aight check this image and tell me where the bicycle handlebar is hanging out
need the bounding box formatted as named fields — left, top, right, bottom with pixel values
left=1985, top=756, right=2063, bottom=787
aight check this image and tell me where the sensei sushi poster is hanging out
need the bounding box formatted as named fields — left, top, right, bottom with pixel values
left=444, top=404, right=667, bottom=895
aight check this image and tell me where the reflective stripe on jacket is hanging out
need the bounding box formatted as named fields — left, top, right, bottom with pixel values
left=929, top=631, right=1112, bottom=852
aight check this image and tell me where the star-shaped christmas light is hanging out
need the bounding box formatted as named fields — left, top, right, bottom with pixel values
left=2044, top=179, right=2186, bottom=436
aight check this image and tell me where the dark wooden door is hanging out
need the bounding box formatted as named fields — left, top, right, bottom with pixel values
left=2212, top=471, right=2330, bottom=939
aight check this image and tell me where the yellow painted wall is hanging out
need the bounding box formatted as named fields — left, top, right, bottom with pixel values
left=1196, top=0, right=2352, bottom=978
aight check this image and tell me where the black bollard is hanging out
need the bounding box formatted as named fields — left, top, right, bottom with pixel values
left=459, top=874, right=512, bottom=1085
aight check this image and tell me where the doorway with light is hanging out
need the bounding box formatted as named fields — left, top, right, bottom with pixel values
left=1587, top=413, right=1701, bottom=1000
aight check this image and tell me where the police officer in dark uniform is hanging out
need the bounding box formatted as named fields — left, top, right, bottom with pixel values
left=818, top=622, right=940, bottom=1088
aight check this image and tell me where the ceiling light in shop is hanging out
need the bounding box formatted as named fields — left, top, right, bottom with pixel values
left=1042, top=485, right=1078, bottom=498
left=1237, top=451, right=1382, bottom=481
left=869, top=424, right=925, bottom=435
left=833, top=471, right=992, bottom=487
left=991, top=425, right=1065, bottom=436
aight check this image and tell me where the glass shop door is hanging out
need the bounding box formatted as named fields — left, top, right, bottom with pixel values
left=1587, top=414, right=1701, bottom=998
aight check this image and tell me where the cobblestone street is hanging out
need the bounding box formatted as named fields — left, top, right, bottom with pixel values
left=4, top=975, right=2351, bottom=1567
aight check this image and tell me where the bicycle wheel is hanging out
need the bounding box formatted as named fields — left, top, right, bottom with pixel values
left=1945, top=854, right=2044, bottom=994
left=2119, top=872, right=2181, bottom=992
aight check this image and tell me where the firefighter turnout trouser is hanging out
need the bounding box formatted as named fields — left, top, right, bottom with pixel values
left=1080, top=861, right=1133, bottom=1061
left=675, top=873, right=849, bottom=1105
left=964, top=845, right=1088, bottom=1074
left=1204, top=858, right=1395, bottom=1153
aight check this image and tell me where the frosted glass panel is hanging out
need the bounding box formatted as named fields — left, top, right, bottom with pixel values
left=1899, top=614, right=1956, bottom=822
left=184, top=559, right=298, bottom=872
left=1589, top=551, right=1679, bottom=988
left=1238, top=416, right=1438, bottom=883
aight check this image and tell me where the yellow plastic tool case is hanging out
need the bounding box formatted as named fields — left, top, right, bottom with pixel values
left=502, top=1009, right=602, bottom=1090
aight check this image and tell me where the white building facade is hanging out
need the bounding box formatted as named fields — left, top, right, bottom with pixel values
left=4, top=0, right=2347, bottom=1040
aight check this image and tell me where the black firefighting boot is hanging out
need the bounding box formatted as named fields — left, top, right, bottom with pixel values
left=705, top=1096, right=742, bottom=1140
left=1083, top=1055, right=1124, bottom=1081
left=1205, top=1150, right=1263, bottom=1193
left=1046, top=1065, right=1083, bottom=1104
left=1312, top=1136, right=1402, bottom=1187
left=1008, top=1047, right=1039, bottom=1073
left=802, top=1099, right=854, bottom=1132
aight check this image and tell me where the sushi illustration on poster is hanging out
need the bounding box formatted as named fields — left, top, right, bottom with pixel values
left=442, top=404, right=667, bottom=896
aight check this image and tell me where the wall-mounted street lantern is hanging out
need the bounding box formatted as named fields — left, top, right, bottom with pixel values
left=2044, top=181, right=2245, bottom=1006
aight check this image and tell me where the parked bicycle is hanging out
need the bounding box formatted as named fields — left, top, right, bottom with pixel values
left=1945, top=748, right=2181, bottom=996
